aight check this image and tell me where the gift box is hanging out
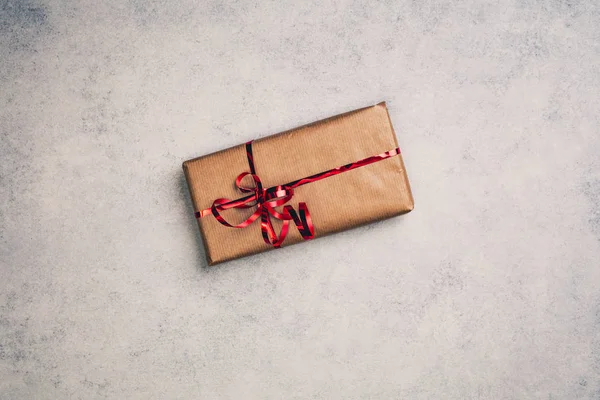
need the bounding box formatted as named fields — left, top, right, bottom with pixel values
left=183, top=102, right=414, bottom=265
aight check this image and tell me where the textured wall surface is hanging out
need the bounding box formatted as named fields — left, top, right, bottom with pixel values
left=1, top=0, right=600, bottom=398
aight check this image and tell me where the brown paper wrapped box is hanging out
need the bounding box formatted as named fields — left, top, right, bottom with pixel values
left=183, top=102, right=414, bottom=265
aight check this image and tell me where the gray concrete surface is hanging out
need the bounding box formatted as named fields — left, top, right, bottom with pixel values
left=2, top=0, right=600, bottom=398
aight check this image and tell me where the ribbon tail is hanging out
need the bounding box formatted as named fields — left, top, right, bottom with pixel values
left=260, top=207, right=290, bottom=248
left=283, top=202, right=314, bottom=240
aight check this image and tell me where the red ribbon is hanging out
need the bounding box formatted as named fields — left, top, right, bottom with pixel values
left=195, top=141, right=401, bottom=248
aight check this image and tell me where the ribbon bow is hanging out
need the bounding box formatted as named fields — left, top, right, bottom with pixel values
left=196, top=142, right=314, bottom=247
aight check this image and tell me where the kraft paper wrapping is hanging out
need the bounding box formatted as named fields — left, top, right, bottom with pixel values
left=183, top=102, right=414, bottom=265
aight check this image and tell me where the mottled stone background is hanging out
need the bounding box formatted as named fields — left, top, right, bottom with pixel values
left=1, top=0, right=599, bottom=398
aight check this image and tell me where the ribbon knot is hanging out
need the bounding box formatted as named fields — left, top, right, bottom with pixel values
left=197, top=142, right=314, bottom=248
